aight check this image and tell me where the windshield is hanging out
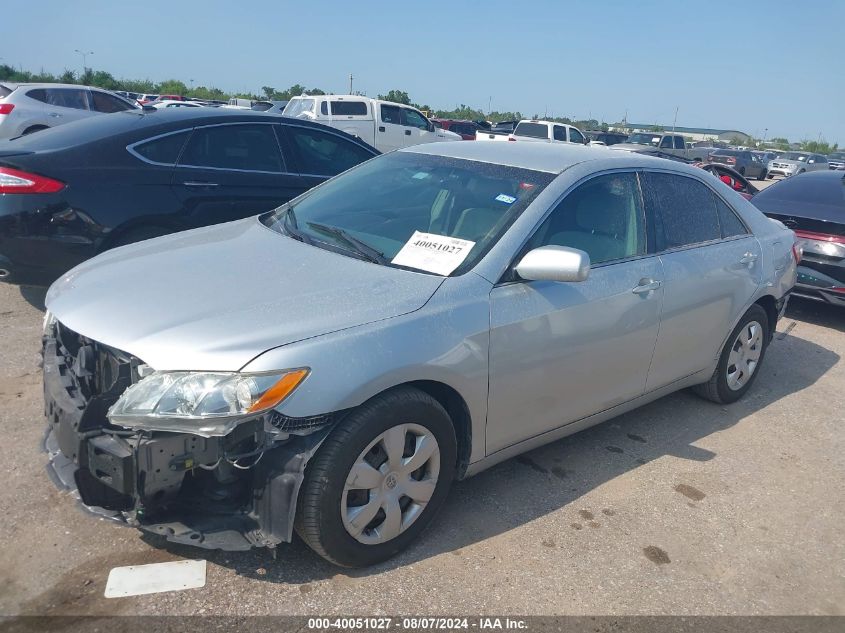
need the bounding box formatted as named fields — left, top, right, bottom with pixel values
left=262, top=152, right=554, bottom=276
left=780, top=152, right=809, bottom=161
left=626, top=133, right=661, bottom=146
left=283, top=98, right=316, bottom=118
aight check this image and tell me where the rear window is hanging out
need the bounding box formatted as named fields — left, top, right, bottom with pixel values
left=713, top=150, right=740, bottom=156
left=0, top=85, right=12, bottom=98
left=753, top=174, right=845, bottom=221
left=514, top=122, right=549, bottom=139
left=331, top=101, right=368, bottom=116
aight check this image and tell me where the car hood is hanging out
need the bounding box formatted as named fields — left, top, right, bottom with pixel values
left=46, top=218, right=445, bottom=371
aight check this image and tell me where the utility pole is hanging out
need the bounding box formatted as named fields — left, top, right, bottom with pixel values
left=671, top=106, right=678, bottom=135
left=74, top=49, right=93, bottom=72
left=488, top=96, right=492, bottom=114
left=349, top=73, right=354, bottom=94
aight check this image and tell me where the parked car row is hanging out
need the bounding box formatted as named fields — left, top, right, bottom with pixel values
left=0, top=109, right=378, bottom=284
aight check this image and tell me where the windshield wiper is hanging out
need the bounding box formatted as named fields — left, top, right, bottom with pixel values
left=306, top=222, right=387, bottom=264
left=282, top=207, right=313, bottom=245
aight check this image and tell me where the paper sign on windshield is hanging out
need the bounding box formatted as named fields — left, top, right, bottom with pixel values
left=391, top=231, right=476, bottom=276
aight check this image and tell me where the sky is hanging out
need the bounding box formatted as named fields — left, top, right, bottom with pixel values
left=2, top=0, right=843, bottom=144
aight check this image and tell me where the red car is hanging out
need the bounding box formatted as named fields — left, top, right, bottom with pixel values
left=431, top=118, right=479, bottom=140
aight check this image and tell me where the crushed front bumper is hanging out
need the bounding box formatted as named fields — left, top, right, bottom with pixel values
left=42, top=327, right=334, bottom=551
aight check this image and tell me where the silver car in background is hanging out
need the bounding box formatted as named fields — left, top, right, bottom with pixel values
left=42, top=142, right=797, bottom=567
left=768, top=152, right=829, bottom=178
left=0, top=82, right=138, bottom=138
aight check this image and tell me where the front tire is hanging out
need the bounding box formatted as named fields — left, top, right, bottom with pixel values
left=693, top=304, right=769, bottom=404
left=296, top=387, right=457, bottom=567
left=757, top=170, right=767, bottom=181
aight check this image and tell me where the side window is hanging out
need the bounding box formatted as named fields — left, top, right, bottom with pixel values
left=131, top=130, right=191, bottom=165
left=569, top=128, right=585, bottom=144
left=674, top=136, right=685, bottom=149
left=330, top=101, right=368, bottom=116
left=713, top=195, right=748, bottom=238
left=643, top=172, right=721, bottom=250
left=286, top=126, right=374, bottom=176
left=380, top=104, right=402, bottom=126
left=26, top=89, right=48, bottom=103
left=816, top=155, right=827, bottom=164
left=659, top=136, right=673, bottom=148
left=320, top=101, right=328, bottom=115
left=525, top=172, right=646, bottom=266
left=178, top=124, right=283, bottom=172
left=401, top=108, right=429, bottom=130
left=90, top=91, right=133, bottom=113
left=45, top=88, right=90, bottom=110
left=553, top=126, right=567, bottom=142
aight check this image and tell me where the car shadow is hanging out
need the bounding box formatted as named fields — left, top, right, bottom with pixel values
left=785, top=296, right=845, bottom=334
left=143, top=327, right=838, bottom=585
left=19, top=285, right=48, bottom=312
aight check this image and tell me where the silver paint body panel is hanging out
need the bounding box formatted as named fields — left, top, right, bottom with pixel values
left=45, top=143, right=797, bottom=476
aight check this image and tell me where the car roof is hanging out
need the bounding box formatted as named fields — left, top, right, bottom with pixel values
left=0, top=108, right=379, bottom=154
left=401, top=140, right=680, bottom=174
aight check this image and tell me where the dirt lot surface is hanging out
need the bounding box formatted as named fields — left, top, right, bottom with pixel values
left=0, top=280, right=843, bottom=616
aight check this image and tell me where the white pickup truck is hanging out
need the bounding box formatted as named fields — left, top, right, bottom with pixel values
left=610, top=132, right=711, bottom=161
left=282, top=95, right=460, bottom=152
left=476, top=119, right=589, bottom=145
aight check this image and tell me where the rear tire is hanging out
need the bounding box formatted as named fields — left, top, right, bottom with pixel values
left=757, top=170, right=767, bottom=181
left=295, top=387, right=457, bottom=567
left=693, top=304, right=769, bottom=404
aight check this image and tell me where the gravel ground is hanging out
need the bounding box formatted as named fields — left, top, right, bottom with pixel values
left=0, top=280, right=843, bottom=617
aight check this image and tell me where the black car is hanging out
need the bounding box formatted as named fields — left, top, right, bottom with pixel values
left=585, top=130, right=628, bottom=146
left=0, top=109, right=379, bottom=285
left=752, top=171, right=845, bottom=307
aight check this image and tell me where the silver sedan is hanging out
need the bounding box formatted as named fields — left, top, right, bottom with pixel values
left=42, top=142, right=797, bottom=567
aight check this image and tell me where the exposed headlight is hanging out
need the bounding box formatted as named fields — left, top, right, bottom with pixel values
left=107, top=369, right=309, bottom=436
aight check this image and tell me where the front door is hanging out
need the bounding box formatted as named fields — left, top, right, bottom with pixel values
left=487, top=172, right=663, bottom=454
left=400, top=107, right=435, bottom=146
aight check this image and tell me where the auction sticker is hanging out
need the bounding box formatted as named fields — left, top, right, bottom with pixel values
left=391, top=231, right=476, bottom=276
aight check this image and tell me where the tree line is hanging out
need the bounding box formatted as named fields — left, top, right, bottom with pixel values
left=0, top=65, right=837, bottom=151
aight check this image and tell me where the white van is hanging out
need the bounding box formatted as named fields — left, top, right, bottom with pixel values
left=282, top=95, right=460, bottom=152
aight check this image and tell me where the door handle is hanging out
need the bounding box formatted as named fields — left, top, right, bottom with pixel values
left=632, top=279, right=662, bottom=295
left=739, top=252, right=758, bottom=266
left=405, top=130, right=412, bottom=136
left=182, top=181, right=219, bottom=188
left=48, top=112, right=62, bottom=118
left=378, top=126, right=386, bottom=132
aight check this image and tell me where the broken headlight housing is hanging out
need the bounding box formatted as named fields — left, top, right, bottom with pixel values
left=107, top=369, right=309, bottom=437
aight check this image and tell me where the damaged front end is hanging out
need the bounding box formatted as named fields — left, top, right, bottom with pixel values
left=42, top=319, right=336, bottom=551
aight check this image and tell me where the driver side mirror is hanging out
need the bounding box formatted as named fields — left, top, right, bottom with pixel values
left=515, top=246, right=590, bottom=283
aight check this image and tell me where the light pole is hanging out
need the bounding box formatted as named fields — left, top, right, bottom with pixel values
left=74, top=49, right=93, bottom=71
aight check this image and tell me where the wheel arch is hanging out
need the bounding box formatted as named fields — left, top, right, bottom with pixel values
left=98, top=217, right=183, bottom=252
left=317, top=378, right=475, bottom=479
left=753, top=294, right=779, bottom=341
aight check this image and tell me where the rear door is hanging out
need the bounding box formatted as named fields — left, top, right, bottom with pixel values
left=172, top=122, right=299, bottom=226
left=27, top=87, right=95, bottom=125
left=376, top=104, right=405, bottom=152
left=641, top=171, right=762, bottom=391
